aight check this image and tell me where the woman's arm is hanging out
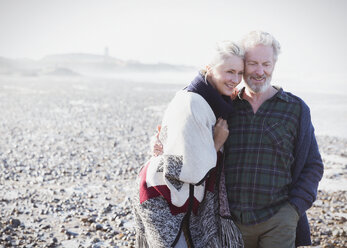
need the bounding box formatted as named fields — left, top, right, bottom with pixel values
left=152, top=118, right=229, bottom=156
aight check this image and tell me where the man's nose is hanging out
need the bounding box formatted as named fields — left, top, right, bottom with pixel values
left=255, top=65, right=264, bottom=75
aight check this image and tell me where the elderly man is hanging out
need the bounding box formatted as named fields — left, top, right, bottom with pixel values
left=223, top=31, right=324, bottom=247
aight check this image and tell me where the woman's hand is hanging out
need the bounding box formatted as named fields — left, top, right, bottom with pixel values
left=152, top=125, right=163, bottom=156
left=214, top=118, right=229, bottom=152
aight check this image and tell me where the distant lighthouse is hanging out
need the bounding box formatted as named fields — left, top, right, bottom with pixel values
left=104, top=46, right=109, bottom=58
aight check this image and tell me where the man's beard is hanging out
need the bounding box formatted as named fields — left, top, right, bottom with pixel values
left=245, top=75, right=272, bottom=93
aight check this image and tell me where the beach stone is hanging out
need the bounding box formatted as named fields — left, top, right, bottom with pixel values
left=92, top=237, right=100, bottom=243
left=10, top=218, right=21, bottom=228
left=65, top=230, right=78, bottom=238
left=333, top=229, right=340, bottom=237
left=95, top=223, right=103, bottom=231
left=41, top=224, right=51, bottom=230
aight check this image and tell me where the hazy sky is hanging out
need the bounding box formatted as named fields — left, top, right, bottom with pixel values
left=0, top=0, right=346, bottom=78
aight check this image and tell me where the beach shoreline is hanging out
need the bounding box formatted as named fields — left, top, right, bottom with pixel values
left=0, top=76, right=346, bottom=247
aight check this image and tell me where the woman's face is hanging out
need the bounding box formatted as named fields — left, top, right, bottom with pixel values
left=207, top=55, right=244, bottom=96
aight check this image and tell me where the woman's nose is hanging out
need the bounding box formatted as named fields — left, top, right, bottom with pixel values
left=231, top=74, right=241, bottom=84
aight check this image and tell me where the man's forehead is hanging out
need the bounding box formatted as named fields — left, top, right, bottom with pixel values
left=245, top=45, right=274, bottom=60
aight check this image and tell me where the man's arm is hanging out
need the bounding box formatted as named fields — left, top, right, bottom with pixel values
left=289, top=117, right=324, bottom=216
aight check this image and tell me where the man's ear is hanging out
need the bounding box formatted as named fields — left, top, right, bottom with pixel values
left=272, top=61, right=277, bottom=71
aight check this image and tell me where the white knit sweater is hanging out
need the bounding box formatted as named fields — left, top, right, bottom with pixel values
left=147, top=90, right=217, bottom=207
left=133, top=89, right=243, bottom=248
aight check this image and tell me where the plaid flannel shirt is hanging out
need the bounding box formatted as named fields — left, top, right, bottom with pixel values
left=224, top=87, right=301, bottom=225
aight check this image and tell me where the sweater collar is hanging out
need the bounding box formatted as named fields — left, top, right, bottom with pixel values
left=185, top=73, right=233, bottom=119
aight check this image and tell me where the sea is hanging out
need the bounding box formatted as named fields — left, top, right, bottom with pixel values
left=112, top=71, right=347, bottom=139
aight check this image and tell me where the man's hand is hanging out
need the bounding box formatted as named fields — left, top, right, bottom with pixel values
left=231, top=88, right=239, bottom=100
left=214, top=118, right=229, bottom=151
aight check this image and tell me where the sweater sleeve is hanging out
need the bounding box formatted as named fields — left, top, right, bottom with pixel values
left=160, top=91, right=217, bottom=185
left=289, top=103, right=324, bottom=216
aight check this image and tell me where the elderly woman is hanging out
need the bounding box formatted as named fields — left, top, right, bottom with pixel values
left=132, top=41, right=245, bottom=248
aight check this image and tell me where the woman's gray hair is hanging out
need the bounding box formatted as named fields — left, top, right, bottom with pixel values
left=201, top=40, right=244, bottom=75
left=242, top=30, right=281, bottom=61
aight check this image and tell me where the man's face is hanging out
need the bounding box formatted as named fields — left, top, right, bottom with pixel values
left=244, top=44, right=275, bottom=93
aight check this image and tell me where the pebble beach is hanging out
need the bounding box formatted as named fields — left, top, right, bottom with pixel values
left=1, top=75, right=346, bottom=247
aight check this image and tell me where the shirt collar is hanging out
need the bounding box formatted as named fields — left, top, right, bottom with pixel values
left=237, top=86, right=290, bottom=102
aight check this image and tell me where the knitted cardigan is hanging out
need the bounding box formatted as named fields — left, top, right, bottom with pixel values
left=286, top=92, right=324, bottom=247
left=132, top=73, right=243, bottom=248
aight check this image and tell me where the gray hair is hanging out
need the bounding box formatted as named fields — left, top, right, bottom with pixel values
left=242, top=31, right=281, bottom=61
left=201, top=40, right=244, bottom=75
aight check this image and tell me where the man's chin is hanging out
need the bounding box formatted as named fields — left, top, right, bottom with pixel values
left=245, top=82, right=270, bottom=93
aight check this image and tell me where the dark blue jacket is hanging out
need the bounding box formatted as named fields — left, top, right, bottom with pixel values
left=287, top=93, right=324, bottom=246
